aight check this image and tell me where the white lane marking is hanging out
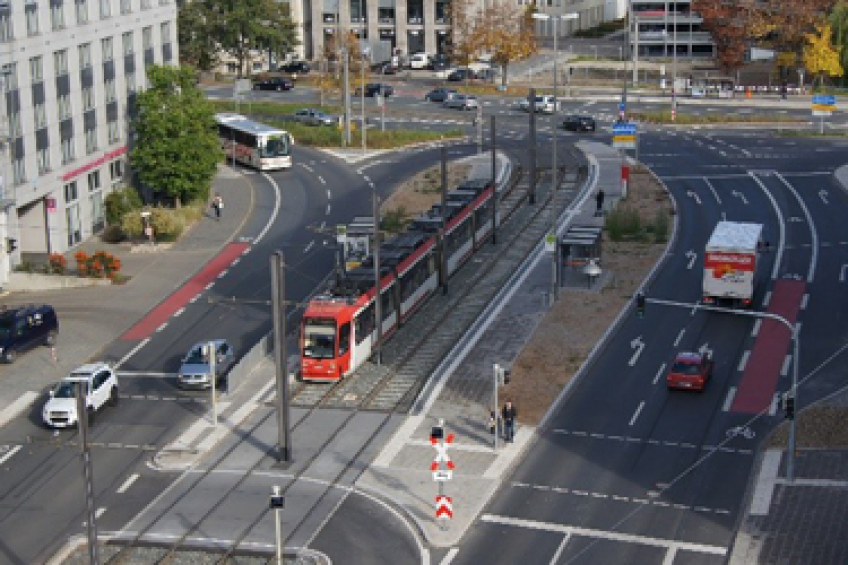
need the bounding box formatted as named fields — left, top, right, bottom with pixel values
left=800, top=293, right=809, bottom=309
left=751, top=319, right=762, bottom=337
left=673, top=329, right=685, bottom=347
left=750, top=449, right=782, bottom=515
left=300, top=163, right=314, bottom=173
left=95, top=507, right=107, bottom=519
left=256, top=172, right=283, bottom=245
left=189, top=295, right=199, bottom=304
left=775, top=173, right=817, bottom=283
left=117, top=473, right=139, bottom=494
left=0, top=445, right=22, bottom=466
left=439, top=548, right=459, bottom=565
left=318, top=175, right=326, bottom=185
left=0, top=391, right=39, bottom=428
left=747, top=172, right=786, bottom=283
left=629, top=401, right=645, bottom=426
left=174, top=307, right=185, bottom=317
left=231, top=258, right=240, bottom=266
left=653, top=363, right=666, bottom=386
left=781, top=355, right=792, bottom=377
left=703, top=177, right=722, bottom=205
left=841, top=264, right=848, bottom=282
left=304, top=241, right=314, bottom=254
left=685, top=250, right=697, bottom=269
left=548, top=533, right=572, bottom=565
left=115, top=338, right=151, bottom=370
left=326, top=204, right=331, bottom=214
left=629, top=336, right=645, bottom=366
left=155, top=322, right=168, bottom=333
left=722, top=387, right=737, bottom=412
left=762, top=290, right=772, bottom=307
left=480, top=514, right=727, bottom=555
left=769, top=393, right=779, bottom=416
left=737, top=351, right=751, bottom=372
left=204, top=282, right=214, bottom=291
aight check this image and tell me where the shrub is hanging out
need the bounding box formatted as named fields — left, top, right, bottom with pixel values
left=105, top=186, right=143, bottom=225
left=120, top=211, right=144, bottom=238
left=48, top=253, right=67, bottom=275
left=651, top=208, right=670, bottom=243
left=150, top=207, right=185, bottom=242
left=101, top=224, right=127, bottom=243
left=74, top=250, right=122, bottom=278
left=382, top=206, right=408, bottom=234
left=606, top=206, right=643, bottom=242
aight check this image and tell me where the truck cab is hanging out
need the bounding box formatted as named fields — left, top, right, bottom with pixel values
left=666, top=351, right=713, bottom=391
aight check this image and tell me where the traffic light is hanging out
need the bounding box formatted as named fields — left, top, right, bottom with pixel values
left=5, top=238, right=16, bottom=253
left=635, top=292, right=646, bottom=318
left=783, top=394, right=795, bottom=420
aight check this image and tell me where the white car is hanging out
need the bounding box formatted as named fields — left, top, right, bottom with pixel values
left=518, top=95, right=557, bottom=114
left=42, top=362, right=118, bottom=428
left=409, top=52, right=431, bottom=70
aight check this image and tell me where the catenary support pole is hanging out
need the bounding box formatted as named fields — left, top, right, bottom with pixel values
left=271, top=252, right=291, bottom=463
left=77, top=382, right=100, bottom=565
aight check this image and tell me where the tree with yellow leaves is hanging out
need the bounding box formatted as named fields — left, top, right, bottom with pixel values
left=473, top=1, right=538, bottom=87
left=804, top=21, right=844, bottom=86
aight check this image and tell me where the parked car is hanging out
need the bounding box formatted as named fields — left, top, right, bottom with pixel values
left=409, top=52, right=431, bottom=70
left=282, top=60, right=310, bottom=75
left=253, top=77, right=294, bottom=91
left=371, top=61, right=399, bottom=74
left=447, top=68, right=474, bottom=82
left=562, top=114, right=597, bottom=132
left=358, top=83, right=394, bottom=97
left=0, top=304, right=58, bottom=363
left=42, top=362, right=118, bottom=428
left=178, top=339, right=235, bottom=390
left=294, top=108, right=338, bottom=126
left=424, top=88, right=457, bottom=102
left=519, top=94, right=557, bottom=114
left=429, top=55, right=451, bottom=71
left=443, top=93, right=479, bottom=111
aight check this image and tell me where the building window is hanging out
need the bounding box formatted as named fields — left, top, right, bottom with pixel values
left=88, top=170, right=100, bottom=192
left=126, top=72, right=136, bottom=93
left=51, top=1, right=66, bottom=30
left=90, top=190, right=104, bottom=230
left=2, top=62, right=17, bottom=91
left=107, top=119, right=120, bottom=143
left=79, top=43, right=92, bottom=69
left=65, top=180, right=78, bottom=202
left=85, top=127, right=97, bottom=154
left=109, top=159, right=123, bottom=184
left=37, top=147, right=51, bottom=175
left=58, top=93, right=71, bottom=120
left=101, top=36, right=114, bottom=61
left=160, top=20, right=170, bottom=43
left=122, top=31, right=134, bottom=55
left=0, top=10, right=12, bottom=42
left=26, top=4, right=40, bottom=36
left=7, top=111, right=21, bottom=138
left=66, top=203, right=81, bottom=246
left=141, top=0, right=151, bottom=8
left=62, top=138, right=75, bottom=165
left=54, top=50, right=69, bottom=76
left=12, top=157, right=25, bottom=186
left=120, top=0, right=131, bottom=14
left=34, top=103, right=47, bottom=129
left=104, top=78, right=116, bottom=102
left=82, top=86, right=94, bottom=110
left=142, top=26, right=152, bottom=50
left=75, top=0, right=88, bottom=23
left=100, top=0, right=111, bottom=18
left=30, top=56, right=44, bottom=83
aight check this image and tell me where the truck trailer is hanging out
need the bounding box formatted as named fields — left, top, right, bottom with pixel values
left=702, top=221, right=763, bottom=308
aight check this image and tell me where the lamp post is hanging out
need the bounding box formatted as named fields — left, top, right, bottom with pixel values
left=672, top=2, right=678, bottom=120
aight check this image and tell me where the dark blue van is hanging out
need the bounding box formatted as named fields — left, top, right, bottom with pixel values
left=0, top=304, right=59, bottom=363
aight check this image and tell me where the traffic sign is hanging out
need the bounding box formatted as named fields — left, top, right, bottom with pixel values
left=545, top=232, right=556, bottom=253
left=612, top=122, right=637, bottom=135
left=432, top=470, right=453, bottom=481
left=812, top=94, right=836, bottom=116
left=431, top=436, right=455, bottom=471
left=436, top=495, right=453, bottom=519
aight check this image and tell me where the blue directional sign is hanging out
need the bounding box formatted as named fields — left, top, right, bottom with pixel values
left=612, top=122, right=637, bottom=149
left=813, top=94, right=836, bottom=106
left=612, top=123, right=637, bottom=135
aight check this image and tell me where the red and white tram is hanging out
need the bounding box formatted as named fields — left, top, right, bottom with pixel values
left=300, top=178, right=498, bottom=381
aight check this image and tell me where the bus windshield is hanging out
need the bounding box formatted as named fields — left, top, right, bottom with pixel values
left=303, top=318, right=337, bottom=359
left=260, top=135, right=290, bottom=158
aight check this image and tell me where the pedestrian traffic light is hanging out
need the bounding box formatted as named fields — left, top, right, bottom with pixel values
left=783, top=394, right=795, bottom=420
left=5, top=238, right=16, bottom=253
left=635, top=292, right=646, bottom=318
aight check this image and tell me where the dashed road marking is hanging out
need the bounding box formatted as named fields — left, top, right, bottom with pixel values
left=551, top=428, right=752, bottom=455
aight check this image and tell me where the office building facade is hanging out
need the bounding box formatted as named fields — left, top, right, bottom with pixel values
left=630, top=0, right=714, bottom=59
left=0, top=0, right=178, bottom=286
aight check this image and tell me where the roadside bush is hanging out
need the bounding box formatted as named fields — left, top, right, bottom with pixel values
left=100, top=224, right=127, bottom=243
left=606, top=206, right=643, bottom=242
left=48, top=253, right=67, bottom=274
left=150, top=207, right=185, bottom=242
left=382, top=206, right=408, bottom=234
left=120, top=211, right=144, bottom=239
left=651, top=208, right=669, bottom=243
left=105, top=186, right=143, bottom=225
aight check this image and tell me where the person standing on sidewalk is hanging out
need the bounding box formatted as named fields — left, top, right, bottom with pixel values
left=595, top=188, right=605, bottom=216
left=502, top=399, right=517, bottom=442
left=212, top=193, right=223, bottom=221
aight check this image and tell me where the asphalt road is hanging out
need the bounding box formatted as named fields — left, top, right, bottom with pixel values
left=447, top=129, right=848, bottom=564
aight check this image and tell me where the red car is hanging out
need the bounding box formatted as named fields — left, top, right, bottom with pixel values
left=666, top=351, right=713, bottom=391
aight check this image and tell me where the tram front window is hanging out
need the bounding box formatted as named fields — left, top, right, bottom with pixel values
left=303, top=318, right=337, bottom=359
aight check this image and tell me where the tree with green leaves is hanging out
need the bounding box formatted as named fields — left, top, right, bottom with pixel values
left=178, top=1, right=220, bottom=71
left=130, top=65, right=223, bottom=207
left=828, top=1, right=848, bottom=84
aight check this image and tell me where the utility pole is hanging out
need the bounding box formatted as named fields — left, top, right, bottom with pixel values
left=343, top=49, right=351, bottom=146
left=271, top=252, right=291, bottom=464
left=528, top=88, right=536, bottom=205
left=76, top=382, right=100, bottom=565
left=372, top=191, right=382, bottom=365
left=490, top=115, right=497, bottom=245
left=440, top=146, right=448, bottom=295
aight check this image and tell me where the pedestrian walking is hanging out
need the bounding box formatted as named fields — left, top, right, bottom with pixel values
left=595, top=189, right=605, bottom=216
left=502, top=399, right=517, bottom=442
left=212, top=193, right=223, bottom=221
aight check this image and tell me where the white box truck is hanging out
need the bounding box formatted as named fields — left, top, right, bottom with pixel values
left=702, top=221, right=763, bottom=308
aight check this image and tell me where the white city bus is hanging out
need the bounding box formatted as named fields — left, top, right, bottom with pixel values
left=214, top=113, right=293, bottom=171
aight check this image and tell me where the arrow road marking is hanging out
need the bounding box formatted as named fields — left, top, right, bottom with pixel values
left=788, top=217, right=803, bottom=223
left=629, top=336, right=645, bottom=366
left=698, top=342, right=713, bottom=358
left=841, top=264, right=848, bottom=282
left=731, top=190, right=749, bottom=205
left=819, top=189, right=829, bottom=205
left=685, top=250, right=697, bottom=270
left=686, top=190, right=702, bottom=205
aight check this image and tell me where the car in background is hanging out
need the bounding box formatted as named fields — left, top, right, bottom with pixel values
left=666, top=351, right=714, bottom=391
left=443, top=93, right=479, bottom=111
left=424, top=88, right=457, bottom=103
left=430, top=55, right=451, bottom=71
left=253, top=77, right=294, bottom=91
left=358, top=83, right=394, bottom=97
left=447, top=68, right=474, bottom=82
left=42, top=362, right=118, bottom=428
left=294, top=108, right=338, bottom=126
left=562, top=114, right=597, bottom=132
left=519, top=94, right=557, bottom=114
left=282, top=60, right=310, bottom=75
left=178, top=339, right=235, bottom=390
left=371, top=61, right=399, bottom=74
left=0, top=303, right=58, bottom=363
left=409, top=52, right=431, bottom=69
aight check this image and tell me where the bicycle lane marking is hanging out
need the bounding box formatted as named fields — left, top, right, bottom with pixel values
left=120, top=242, right=250, bottom=340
